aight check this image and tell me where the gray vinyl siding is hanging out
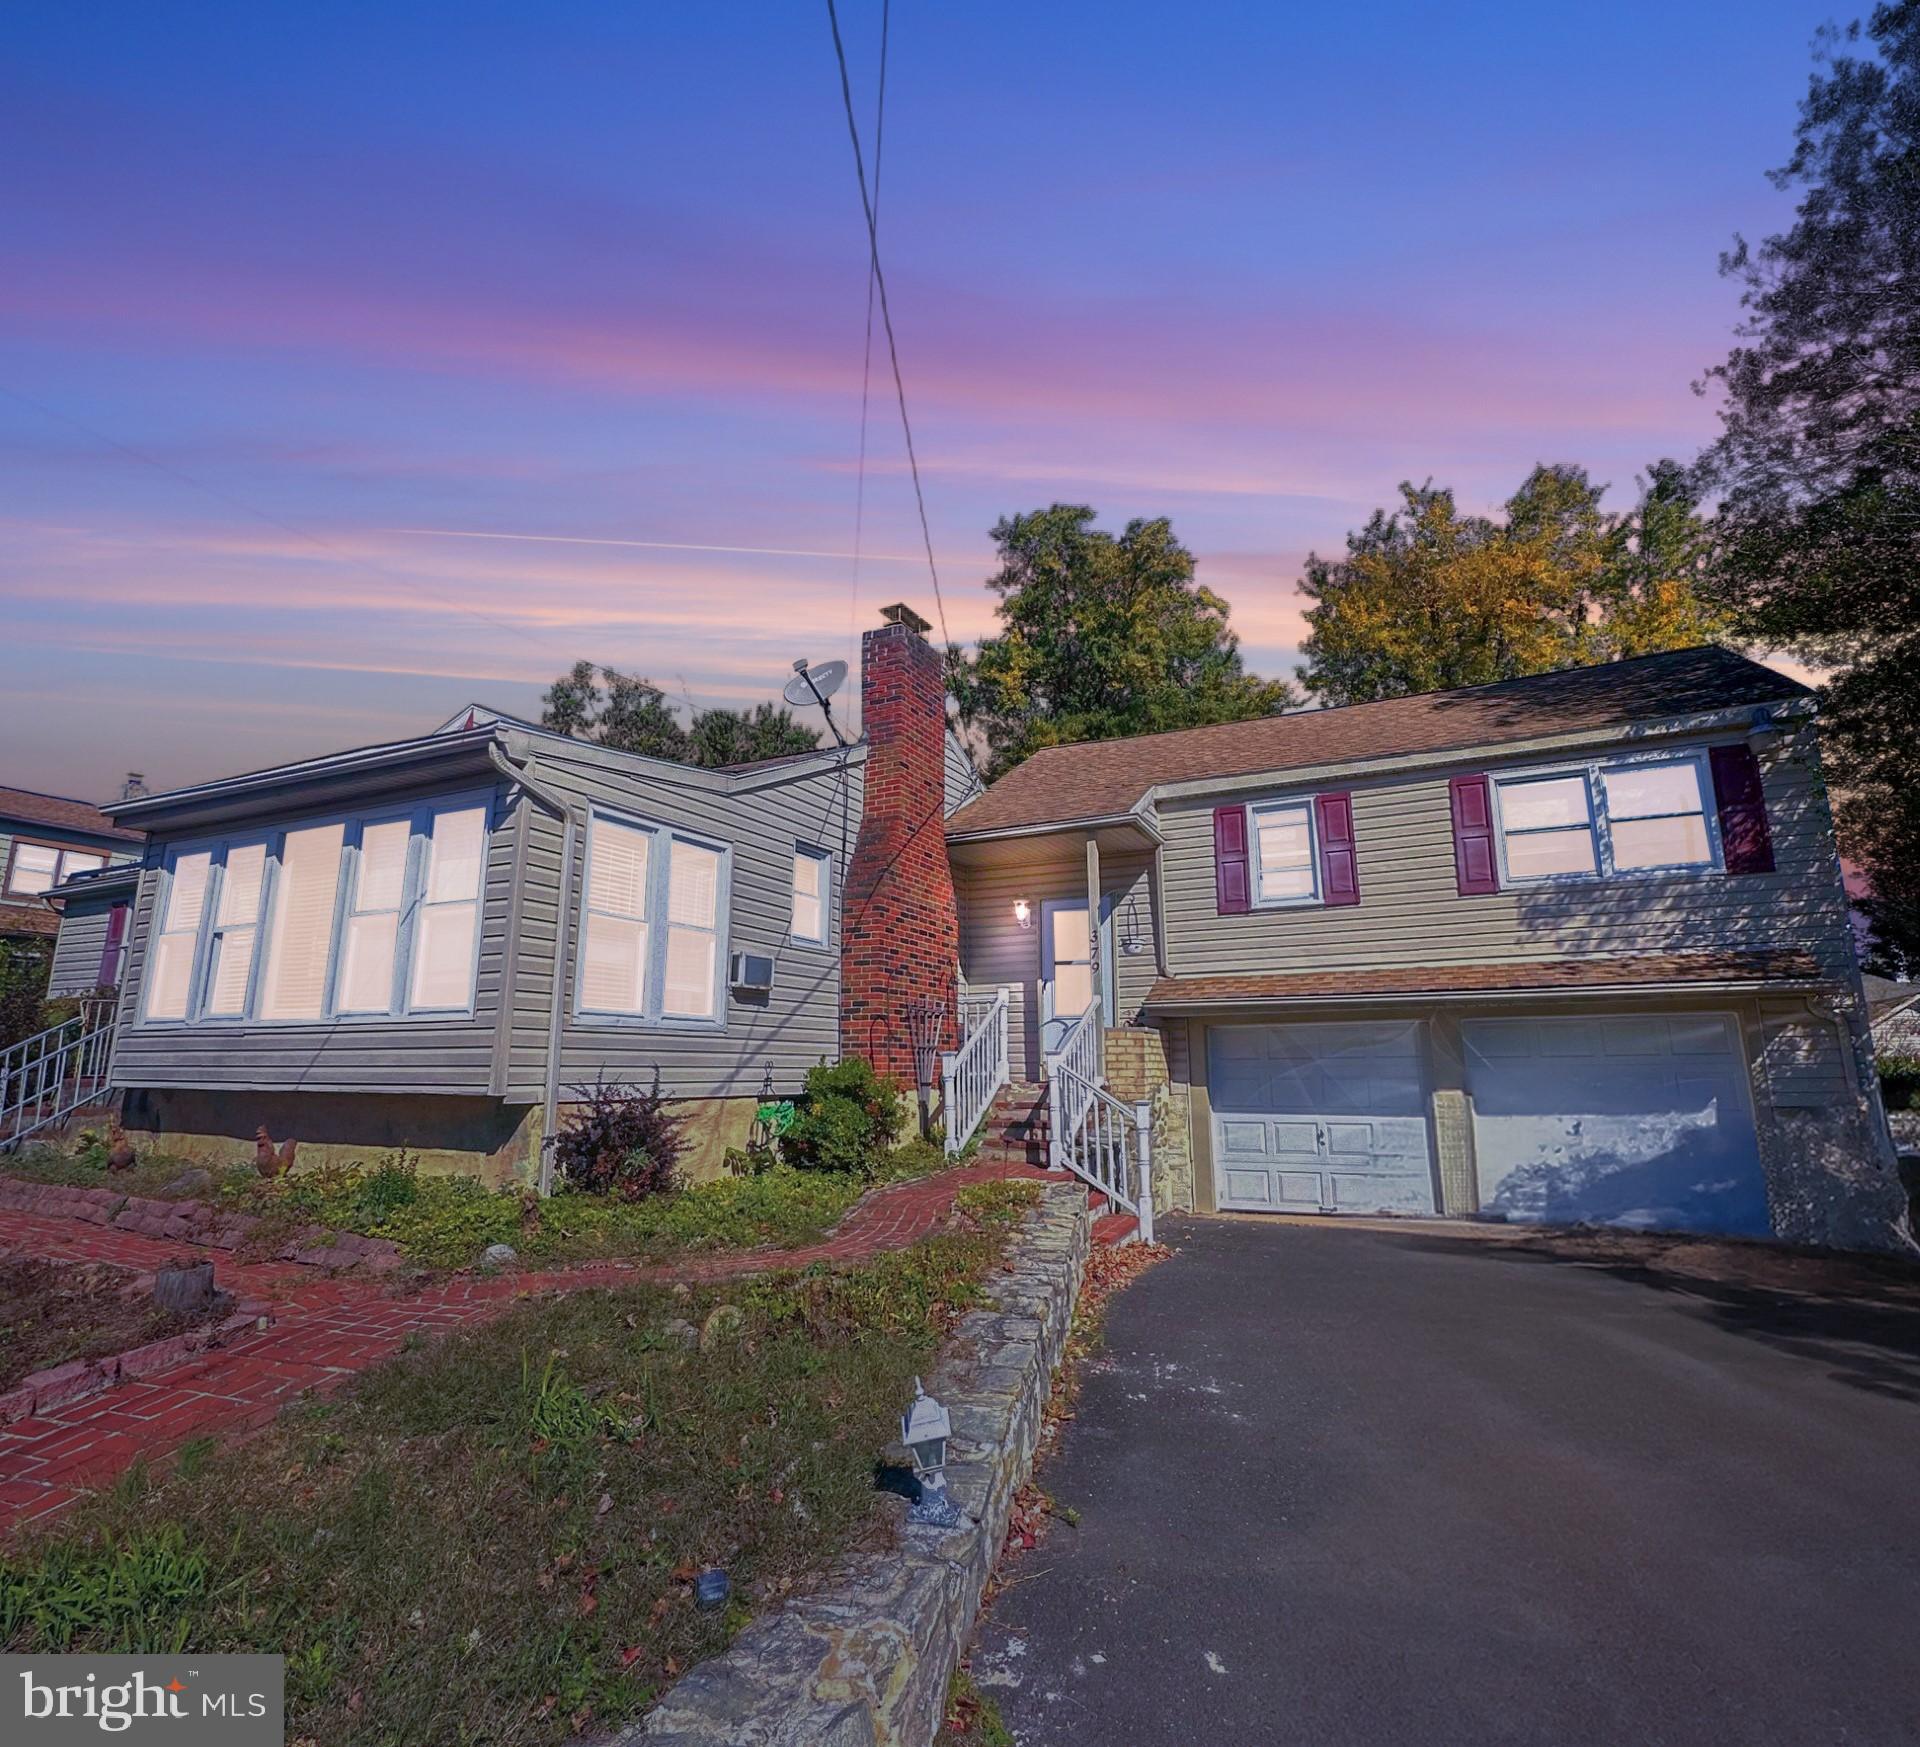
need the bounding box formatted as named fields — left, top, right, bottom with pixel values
left=48, top=896, right=119, bottom=996
left=506, top=743, right=864, bottom=1103
left=944, top=728, right=983, bottom=817
left=956, top=849, right=1154, bottom=1082
left=111, top=778, right=518, bottom=1096
left=1156, top=725, right=1858, bottom=982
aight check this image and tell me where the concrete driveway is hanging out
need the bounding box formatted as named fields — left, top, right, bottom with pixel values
left=971, top=1217, right=1920, bottom=1746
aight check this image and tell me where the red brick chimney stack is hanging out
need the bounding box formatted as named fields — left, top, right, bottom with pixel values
left=840, top=604, right=959, bottom=1086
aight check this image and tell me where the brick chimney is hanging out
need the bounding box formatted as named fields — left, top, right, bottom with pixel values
left=841, top=604, right=959, bottom=1087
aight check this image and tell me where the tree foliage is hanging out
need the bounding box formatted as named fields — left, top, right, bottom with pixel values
left=947, top=505, right=1297, bottom=778
left=1297, top=464, right=1728, bottom=706
left=1700, top=2, right=1920, bottom=973
left=540, top=662, right=820, bottom=769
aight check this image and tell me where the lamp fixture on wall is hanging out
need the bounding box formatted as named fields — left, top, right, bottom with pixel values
left=1748, top=705, right=1783, bottom=755
left=1012, top=898, right=1033, bottom=930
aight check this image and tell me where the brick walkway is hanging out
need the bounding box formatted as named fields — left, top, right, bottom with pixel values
left=0, top=1159, right=1045, bottom=1536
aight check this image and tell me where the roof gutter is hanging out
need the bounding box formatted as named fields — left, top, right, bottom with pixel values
left=489, top=742, right=577, bottom=1195
left=946, top=808, right=1164, bottom=848
left=1144, top=977, right=1835, bottom=1013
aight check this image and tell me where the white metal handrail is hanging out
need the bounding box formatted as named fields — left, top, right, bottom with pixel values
left=941, top=987, right=1010, bottom=1156
left=0, top=1000, right=118, bottom=1152
left=1048, top=1000, right=1102, bottom=1089
left=1045, top=1063, right=1153, bottom=1243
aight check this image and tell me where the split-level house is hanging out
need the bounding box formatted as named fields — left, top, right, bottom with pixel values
left=29, top=608, right=1906, bottom=1249
left=0, top=785, right=143, bottom=957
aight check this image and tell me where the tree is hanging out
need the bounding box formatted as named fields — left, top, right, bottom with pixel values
left=948, top=506, right=1297, bottom=778
left=686, top=702, right=824, bottom=767
left=1699, top=2, right=1920, bottom=973
left=1297, top=467, right=1729, bottom=706
left=540, top=664, right=820, bottom=769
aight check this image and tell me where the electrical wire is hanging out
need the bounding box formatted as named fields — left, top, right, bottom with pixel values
left=847, top=0, right=891, bottom=672
left=823, top=0, right=954, bottom=663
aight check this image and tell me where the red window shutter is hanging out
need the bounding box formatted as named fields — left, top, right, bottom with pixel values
left=1214, top=805, right=1251, bottom=914
left=1315, top=791, right=1361, bottom=907
left=1450, top=774, right=1499, bottom=895
left=98, top=901, right=130, bottom=986
left=1710, top=744, right=1775, bottom=874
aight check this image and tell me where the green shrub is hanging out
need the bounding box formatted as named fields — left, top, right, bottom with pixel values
left=1880, top=1051, right=1920, bottom=1111
left=783, top=1058, right=906, bottom=1178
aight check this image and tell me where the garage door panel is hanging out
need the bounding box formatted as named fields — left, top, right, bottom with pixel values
left=1465, top=1013, right=1766, bottom=1237
left=1209, top=1023, right=1437, bottom=1216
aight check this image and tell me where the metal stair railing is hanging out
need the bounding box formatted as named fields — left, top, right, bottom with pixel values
left=1043, top=1007, right=1153, bottom=1242
left=0, top=999, right=118, bottom=1152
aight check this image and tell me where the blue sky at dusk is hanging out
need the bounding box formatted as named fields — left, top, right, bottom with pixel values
left=1, top=1, right=1833, bottom=798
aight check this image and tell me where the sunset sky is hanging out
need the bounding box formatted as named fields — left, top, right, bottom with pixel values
left=2, top=1, right=1831, bottom=800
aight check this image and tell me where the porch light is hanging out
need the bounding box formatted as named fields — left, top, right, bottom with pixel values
left=1012, top=898, right=1033, bottom=931
left=902, top=1377, right=963, bottom=1527
left=1748, top=706, right=1783, bottom=755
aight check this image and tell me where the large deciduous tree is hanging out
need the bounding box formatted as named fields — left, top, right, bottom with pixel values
left=540, top=662, right=820, bottom=768
left=1700, top=2, right=1920, bottom=973
left=1297, top=464, right=1727, bottom=707
left=948, top=506, right=1297, bottom=779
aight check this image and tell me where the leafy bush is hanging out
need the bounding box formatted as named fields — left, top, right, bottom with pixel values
left=1880, top=1051, right=1920, bottom=1111
left=553, top=1077, right=685, bottom=1201
left=782, top=1058, right=906, bottom=1177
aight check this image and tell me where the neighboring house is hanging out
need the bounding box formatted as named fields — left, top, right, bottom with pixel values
left=945, top=641, right=1904, bottom=1251
left=53, top=612, right=1907, bottom=1248
left=1864, top=975, right=1920, bottom=1059
left=0, top=784, right=144, bottom=945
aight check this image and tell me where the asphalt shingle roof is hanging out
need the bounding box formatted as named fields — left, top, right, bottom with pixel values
left=0, top=784, right=144, bottom=844
left=946, top=646, right=1810, bottom=839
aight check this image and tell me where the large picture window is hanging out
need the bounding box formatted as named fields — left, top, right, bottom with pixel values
left=577, top=811, right=729, bottom=1025
left=1493, top=754, right=1718, bottom=886
left=142, top=795, right=488, bottom=1026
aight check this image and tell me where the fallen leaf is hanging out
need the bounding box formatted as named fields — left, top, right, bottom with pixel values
left=620, top=1645, right=645, bottom=1669
left=597, top=1492, right=614, bottom=1516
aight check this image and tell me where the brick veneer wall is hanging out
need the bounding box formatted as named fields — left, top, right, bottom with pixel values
left=841, top=618, right=960, bottom=1087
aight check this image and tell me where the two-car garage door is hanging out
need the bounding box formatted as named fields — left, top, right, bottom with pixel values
left=1207, top=1012, right=1769, bottom=1235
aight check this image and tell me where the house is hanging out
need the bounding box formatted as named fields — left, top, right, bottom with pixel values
left=0, top=784, right=144, bottom=947
left=1863, top=975, right=1920, bottom=1060
left=943, top=637, right=1905, bottom=1252
left=43, top=610, right=1908, bottom=1248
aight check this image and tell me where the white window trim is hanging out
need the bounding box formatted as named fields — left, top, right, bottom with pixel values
left=789, top=843, right=833, bottom=947
left=135, top=791, right=490, bottom=1028
left=1491, top=747, right=1724, bottom=889
left=573, top=807, right=732, bottom=1031
left=1248, top=798, right=1324, bottom=910
left=4, top=838, right=109, bottom=898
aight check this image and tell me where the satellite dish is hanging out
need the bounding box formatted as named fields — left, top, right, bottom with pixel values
left=783, top=658, right=851, bottom=747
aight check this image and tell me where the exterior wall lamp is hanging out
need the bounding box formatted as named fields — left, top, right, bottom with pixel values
left=1012, top=898, right=1033, bottom=930
left=1748, top=705, right=1783, bottom=755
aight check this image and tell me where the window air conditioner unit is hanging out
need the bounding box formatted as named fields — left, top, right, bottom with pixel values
left=730, top=952, right=775, bottom=994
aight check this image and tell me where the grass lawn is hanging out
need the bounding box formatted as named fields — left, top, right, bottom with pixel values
left=0, top=1180, right=1042, bottom=1746
left=2, top=1141, right=930, bottom=1271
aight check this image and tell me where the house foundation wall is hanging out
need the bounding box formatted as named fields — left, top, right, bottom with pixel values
left=118, top=1088, right=762, bottom=1190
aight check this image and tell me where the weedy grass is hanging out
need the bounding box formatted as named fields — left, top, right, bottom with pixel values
left=0, top=1187, right=1041, bottom=1747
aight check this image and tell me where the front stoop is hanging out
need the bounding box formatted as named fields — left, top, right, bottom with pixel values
left=971, top=1085, right=1141, bottom=1248
left=630, top=1181, right=1091, bottom=1747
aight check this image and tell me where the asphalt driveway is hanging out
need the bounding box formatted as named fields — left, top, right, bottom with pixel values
left=971, top=1217, right=1920, bottom=1746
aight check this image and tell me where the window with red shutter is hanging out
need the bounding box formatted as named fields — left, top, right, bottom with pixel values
left=1315, top=791, right=1360, bottom=907
left=1213, top=805, right=1250, bottom=914
left=1450, top=774, right=1499, bottom=895
left=1709, top=744, right=1776, bottom=874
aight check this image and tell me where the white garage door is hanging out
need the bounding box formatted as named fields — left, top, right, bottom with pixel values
left=1464, top=1012, right=1767, bottom=1236
left=1209, top=1021, right=1436, bottom=1216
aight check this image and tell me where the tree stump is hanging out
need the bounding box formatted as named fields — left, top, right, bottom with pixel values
left=152, top=1260, right=216, bottom=1314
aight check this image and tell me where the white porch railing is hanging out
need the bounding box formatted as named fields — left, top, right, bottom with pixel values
left=1044, top=1005, right=1152, bottom=1242
left=0, top=1000, right=118, bottom=1152
left=941, top=987, right=1010, bottom=1156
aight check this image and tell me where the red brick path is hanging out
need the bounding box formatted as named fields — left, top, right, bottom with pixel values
left=0, top=1158, right=1045, bottom=1536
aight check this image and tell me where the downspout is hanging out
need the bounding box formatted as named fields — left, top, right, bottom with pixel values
left=489, top=742, right=577, bottom=1196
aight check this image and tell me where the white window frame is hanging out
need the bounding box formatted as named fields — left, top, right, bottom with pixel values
left=5, top=839, right=108, bottom=898
left=1248, top=799, right=1324, bottom=909
left=1491, top=748, right=1724, bottom=889
left=574, top=808, right=732, bottom=1031
left=135, top=791, right=490, bottom=1028
left=789, top=844, right=832, bottom=947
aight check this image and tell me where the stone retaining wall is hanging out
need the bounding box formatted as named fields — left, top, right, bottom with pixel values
left=631, top=1180, right=1091, bottom=1747
left=0, top=1178, right=405, bottom=1274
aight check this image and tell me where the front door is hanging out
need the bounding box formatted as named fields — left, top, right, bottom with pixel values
left=1039, top=897, right=1111, bottom=1053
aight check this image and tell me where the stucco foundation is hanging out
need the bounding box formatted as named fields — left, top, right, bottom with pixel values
left=119, top=1089, right=764, bottom=1191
